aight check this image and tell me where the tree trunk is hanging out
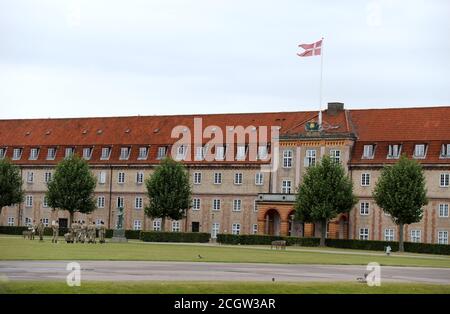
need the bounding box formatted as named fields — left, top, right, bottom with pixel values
left=398, top=222, right=404, bottom=252
left=70, top=211, right=74, bottom=227
left=320, top=219, right=327, bottom=247
left=161, top=217, right=166, bottom=232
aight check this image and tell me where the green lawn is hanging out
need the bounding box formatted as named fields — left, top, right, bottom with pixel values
left=1, top=236, right=449, bottom=267
left=0, top=281, right=449, bottom=294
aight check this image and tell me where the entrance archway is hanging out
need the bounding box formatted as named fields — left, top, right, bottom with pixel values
left=264, top=209, right=281, bottom=236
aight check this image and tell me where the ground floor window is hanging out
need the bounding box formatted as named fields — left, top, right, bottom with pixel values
left=172, top=220, right=181, bottom=232
left=384, top=228, right=395, bottom=241
left=133, top=220, right=142, bottom=230
left=211, top=223, right=220, bottom=239
left=95, top=219, right=102, bottom=227
left=153, top=219, right=161, bottom=231
left=42, top=218, right=49, bottom=227
left=252, top=224, right=258, bottom=235
left=7, top=217, right=14, bottom=226
left=232, top=223, right=241, bottom=235
left=410, top=229, right=421, bottom=243
left=24, top=217, right=32, bottom=227
left=359, top=228, right=369, bottom=240
left=438, top=231, right=448, bottom=244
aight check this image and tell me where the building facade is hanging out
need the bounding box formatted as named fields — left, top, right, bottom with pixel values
left=0, top=103, right=449, bottom=244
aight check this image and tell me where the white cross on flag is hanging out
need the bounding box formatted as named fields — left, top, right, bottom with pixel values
left=297, top=39, right=322, bottom=57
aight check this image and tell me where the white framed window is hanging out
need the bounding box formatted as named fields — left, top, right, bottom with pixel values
left=29, top=148, right=39, bottom=160
left=118, top=172, right=125, bottom=184
left=26, top=171, right=34, bottom=183
left=254, top=199, right=258, bottom=212
left=82, top=147, right=92, bottom=160
left=252, top=224, right=258, bottom=235
left=157, top=146, right=167, bottom=159
left=281, top=180, right=292, bottom=194
left=215, top=145, right=225, bottom=160
left=47, top=148, right=56, bottom=160
left=195, top=146, right=205, bottom=161
left=25, top=195, right=33, bottom=208
left=437, top=231, right=448, bottom=244
left=0, top=148, right=5, bottom=159
left=44, top=172, right=52, bottom=183
left=359, top=228, right=369, bottom=240
left=100, top=147, right=111, bottom=160
left=193, top=172, right=202, bottom=185
left=304, top=149, right=316, bottom=167
left=42, top=218, right=49, bottom=227
left=387, top=144, right=401, bottom=159
left=362, top=145, right=375, bottom=159
left=258, top=145, right=268, bottom=160
left=384, top=229, right=395, bottom=241
left=233, top=199, right=242, bottom=212
left=120, top=147, right=131, bottom=160
left=441, top=144, right=450, bottom=158
left=211, top=223, right=220, bottom=239
left=117, top=196, right=124, bottom=209
left=360, top=202, right=370, bottom=215
left=133, top=220, right=142, bottom=230
left=97, top=196, right=105, bottom=208
left=212, top=199, right=221, bottom=211
left=12, top=148, right=22, bottom=160
left=410, top=229, right=421, bottom=243
left=232, top=223, right=241, bottom=235
left=234, top=172, right=243, bottom=185
left=65, top=147, right=74, bottom=158
left=330, top=149, right=341, bottom=163
left=95, top=219, right=102, bottom=227
left=214, top=172, right=222, bottom=184
left=98, top=171, right=106, bottom=184
left=361, top=173, right=371, bottom=186
left=283, top=150, right=293, bottom=168
left=236, top=145, right=246, bottom=161
left=440, top=173, right=449, bottom=187
left=176, top=145, right=187, bottom=160
left=135, top=197, right=143, bottom=209
left=43, top=196, right=48, bottom=208
left=153, top=219, right=161, bottom=231
left=7, top=217, right=15, bottom=226
left=414, top=144, right=426, bottom=158
left=138, top=147, right=149, bottom=160
left=255, top=172, right=264, bottom=185
left=136, top=172, right=144, bottom=184
left=192, top=198, right=201, bottom=210
left=439, top=203, right=449, bottom=217
left=172, top=220, right=181, bottom=232
left=24, top=217, right=32, bottom=227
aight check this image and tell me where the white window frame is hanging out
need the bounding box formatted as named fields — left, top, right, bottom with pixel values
left=387, top=144, right=401, bottom=159
left=255, top=172, right=264, bottom=185
left=236, top=145, right=246, bottom=161
left=440, top=173, right=449, bottom=187
left=12, top=148, right=22, bottom=160
left=437, top=231, right=448, bottom=244
left=157, top=146, right=167, bottom=159
left=136, top=172, right=144, bottom=184
left=135, top=197, right=143, bottom=209
left=44, top=172, right=52, bottom=183
left=414, top=144, right=426, bottom=158
left=211, top=223, right=220, bottom=239
left=133, top=220, right=142, bottom=230
left=359, top=228, right=369, bottom=240
left=234, top=172, right=243, bottom=185
left=232, top=223, right=241, bottom=235
left=439, top=203, right=449, bottom=218
left=98, top=171, right=106, bottom=184
left=138, top=147, right=149, bottom=160
left=0, top=148, right=5, bottom=159
left=252, top=224, right=258, bottom=235
left=330, top=149, right=341, bottom=163
left=65, top=147, right=74, bottom=158
left=281, top=180, right=292, bottom=194
left=253, top=199, right=258, bottom=212
left=176, top=145, right=187, bottom=161
left=119, top=147, right=131, bottom=160
left=258, top=145, right=268, bottom=160
left=360, top=202, right=370, bottom=215
left=193, top=172, right=202, bottom=185
left=7, top=217, right=15, bottom=226
left=361, top=173, right=371, bottom=186
left=283, top=150, right=293, bottom=168
left=215, top=145, right=225, bottom=160
left=117, top=196, right=124, bottom=209
left=304, top=149, right=316, bottom=167
left=153, top=219, right=161, bottom=231
left=384, top=228, right=395, bottom=241
left=26, top=171, right=34, bottom=183
left=172, top=220, right=181, bottom=232
left=118, top=172, right=125, bottom=184
left=212, top=199, right=221, bottom=211
left=29, top=148, right=39, bottom=160
left=410, top=229, right=421, bottom=243
left=43, top=196, right=49, bottom=208
left=82, top=147, right=92, bottom=160
left=195, top=146, right=205, bottom=161
left=233, top=199, right=242, bottom=212
left=100, top=147, right=111, bottom=160
left=97, top=196, right=105, bottom=208
left=362, top=145, right=374, bottom=159
left=192, top=198, right=201, bottom=210
left=42, top=218, right=49, bottom=227
left=24, top=217, right=32, bottom=227
left=25, top=195, right=33, bottom=208
left=47, top=148, right=56, bottom=160
left=440, top=144, right=450, bottom=158
left=214, top=172, right=222, bottom=184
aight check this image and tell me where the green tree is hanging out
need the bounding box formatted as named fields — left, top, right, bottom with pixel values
left=46, top=155, right=97, bottom=225
left=145, top=157, right=192, bottom=232
left=373, top=155, right=428, bottom=252
left=294, top=156, right=357, bottom=246
left=0, top=158, right=24, bottom=215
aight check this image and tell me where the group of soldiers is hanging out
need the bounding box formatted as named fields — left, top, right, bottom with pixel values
left=23, top=219, right=107, bottom=244
left=65, top=220, right=106, bottom=244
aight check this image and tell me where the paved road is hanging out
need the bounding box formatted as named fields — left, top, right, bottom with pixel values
left=1, top=261, right=449, bottom=284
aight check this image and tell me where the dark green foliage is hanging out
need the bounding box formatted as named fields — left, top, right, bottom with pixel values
left=46, top=155, right=97, bottom=224
left=0, top=159, right=24, bottom=214
left=294, top=156, right=357, bottom=246
left=217, top=234, right=320, bottom=247
left=140, top=231, right=210, bottom=243
left=373, top=155, right=428, bottom=251
left=145, top=157, right=192, bottom=231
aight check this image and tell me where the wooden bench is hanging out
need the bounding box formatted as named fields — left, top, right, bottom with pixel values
left=271, top=240, right=286, bottom=250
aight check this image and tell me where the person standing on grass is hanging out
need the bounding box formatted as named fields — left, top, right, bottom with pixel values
left=99, top=221, right=106, bottom=243
left=51, top=220, right=59, bottom=243
left=37, top=219, right=45, bottom=241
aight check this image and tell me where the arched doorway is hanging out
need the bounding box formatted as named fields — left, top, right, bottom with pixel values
left=264, top=209, right=281, bottom=236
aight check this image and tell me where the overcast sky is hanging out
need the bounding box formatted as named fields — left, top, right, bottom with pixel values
left=0, top=0, right=449, bottom=119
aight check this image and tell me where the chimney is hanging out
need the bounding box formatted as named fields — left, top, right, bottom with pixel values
left=327, top=102, right=344, bottom=115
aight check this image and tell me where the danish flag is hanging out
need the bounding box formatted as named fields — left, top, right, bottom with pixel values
left=297, top=39, right=322, bottom=57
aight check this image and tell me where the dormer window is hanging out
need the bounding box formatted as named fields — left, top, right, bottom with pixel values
left=441, top=144, right=450, bottom=158
left=387, top=144, right=401, bottom=159
left=236, top=145, right=246, bottom=161
left=362, top=144, right=375, bottom=159
left=175, top=145, right=187, bottom=160
left=119, top=147, right=131, bottom=160
left=0, top=148, right=5, bottom=159
left=12, top=148, right=23, bottom=160
left=47, top=148, right=56, bottom=160
left=100, top=147, right=111, bottom=160
left=82, top=147, right=93, bottom=160
left=413, top=144, right=426, bottom=158
left=29, top=148, right=39, bottom=160
left=195, top=145, right=208, bottom=161
left=65, top=147, right=74, bottom=158
left=215, top=145, right=225, bottom=160
left=157, top=146, right=167, bottom=159
left=258, top=145, right=268, bottom=160
left=138, top=147, right=149, bottom=160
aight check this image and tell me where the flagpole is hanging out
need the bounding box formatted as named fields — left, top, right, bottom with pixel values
left=318, top=37, right=324, bottom=128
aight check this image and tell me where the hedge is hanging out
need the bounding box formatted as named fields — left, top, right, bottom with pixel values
left=216, top=234, right=450, bottom=255
left=0, top=226, right=141, bottom=239
left=140, top=231, right=210, bottom=243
